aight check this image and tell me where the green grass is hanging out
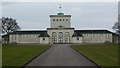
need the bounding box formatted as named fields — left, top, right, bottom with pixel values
left=0, top=43, right=2, bottom=67
left=2, top=44, right=51, bottom=66
left=70, top=44, right=118, bottom=66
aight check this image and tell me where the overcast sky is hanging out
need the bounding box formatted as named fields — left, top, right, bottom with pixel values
left=2, top=0, right=119, bottom=2
left=2, top=2, right=118, bottom=31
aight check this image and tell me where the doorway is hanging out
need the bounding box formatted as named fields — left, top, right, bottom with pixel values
left=58, top=32, right=63, bottom=43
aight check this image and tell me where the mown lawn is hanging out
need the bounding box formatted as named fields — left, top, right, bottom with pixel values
left=70, top=44, right=118, bottom=66
left=2, top=44, right=51, bottom=66
left=0, top=44, right=2, bottom=67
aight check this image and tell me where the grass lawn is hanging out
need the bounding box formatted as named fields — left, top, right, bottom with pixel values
left=2, top=44, right=51, bottom=66
left=0, top=44, right=2, bottom=67
left=70, top=44, right=118, bottom=66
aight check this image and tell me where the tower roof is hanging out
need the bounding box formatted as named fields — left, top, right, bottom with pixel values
left=57, top=12, right=64, bottom=15
left=50, top=15, right=71, bottom=17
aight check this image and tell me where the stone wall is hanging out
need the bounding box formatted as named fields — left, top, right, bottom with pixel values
left=39, top=37, right=49, bottom=44
left=50, top=16, right=71, bottom=28
left=82, top=33, right=112, bottom=43
left=72, top=37, right=82, bottom=43
left=9, top=34, right=40, bottom=43
left=9, top=31, right=118, bottom=44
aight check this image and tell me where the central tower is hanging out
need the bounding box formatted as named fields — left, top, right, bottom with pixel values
left=47, top=3, right=74, bottom=44
left=50, top=3, right=71, bottom=28
left=50, top=13, right=71, bottom=28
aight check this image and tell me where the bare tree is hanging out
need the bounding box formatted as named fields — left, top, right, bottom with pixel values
left=1, top=17, right=20, bottom=34
left=113, top=14, right=120, bottom=43
left=112, top=21, right=120, bottom=35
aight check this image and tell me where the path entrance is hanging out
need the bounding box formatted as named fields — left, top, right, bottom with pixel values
left=25, top=45, right=99, bottom=67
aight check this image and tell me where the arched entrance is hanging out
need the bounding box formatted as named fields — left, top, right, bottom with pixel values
left=65, top=32, right=70, bottom=43
left=52, top=32, right=57, bottom=43
left=58, top=32, right=63, bottom=43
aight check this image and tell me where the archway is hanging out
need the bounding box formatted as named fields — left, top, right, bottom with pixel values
left=52, top=32, right=57, bottom=43
left=58, top=32, right=63, bottom=43
left=65, top=32, right=70, bottom=43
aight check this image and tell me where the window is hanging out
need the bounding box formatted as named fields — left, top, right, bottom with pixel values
left=52, top=32, right=57, bottom=43
left=66, top=19, right=68, bottom=21
left=56, top=19, right=58, bottom=21
left=53, top=19, right=55, bottom=21
left=58, top=32, right=63, bottom=43
left=12, top=35, right=14, bottom=40
left=77, top=37, right=79, bottom=40
left=26, top=35, right=28, bottom=39
left=43, top=38, right=45, bottom=41
left=63, top=19, right=64, bottom=21
left=92, top=34, right=94, bottom=36
left=60, top=19, right=61, bottom=21
left=14, top=35, right=16, bottom=40
left=65, top=32, right=70, bottom=43
left=22, top=35, right=24, bottom=39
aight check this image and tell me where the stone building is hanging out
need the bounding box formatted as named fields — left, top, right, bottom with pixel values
left=6, top=12, right=119, bottom=44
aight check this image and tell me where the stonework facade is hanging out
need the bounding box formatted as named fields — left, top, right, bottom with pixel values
left=7, top=12, right=119, bottom=44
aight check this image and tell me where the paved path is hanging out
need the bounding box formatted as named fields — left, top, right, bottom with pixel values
left=25, top=45, right=99, bottom=66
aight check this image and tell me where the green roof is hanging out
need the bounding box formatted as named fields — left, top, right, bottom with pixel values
left=57, top=12, right=64, bottom=15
